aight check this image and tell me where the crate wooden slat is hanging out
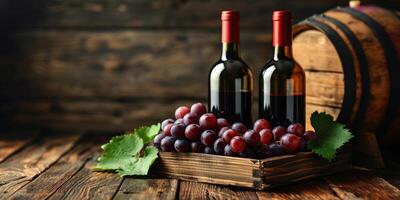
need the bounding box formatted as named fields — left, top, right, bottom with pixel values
left=151, top=146, right=351, bottom=190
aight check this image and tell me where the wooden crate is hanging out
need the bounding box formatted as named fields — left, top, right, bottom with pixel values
left=151, top=146, right=351, bottom=190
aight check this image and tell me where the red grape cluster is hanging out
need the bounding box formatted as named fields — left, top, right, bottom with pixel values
left=153, top=103, right=318, bottom=159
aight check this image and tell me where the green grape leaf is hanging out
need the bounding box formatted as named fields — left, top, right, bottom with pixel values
left=93, top=123, right=161, bottom=176
left=308, top=111, right=354, bottom=161
left=117, top=146, right=159, bottom=176
left=135, top=123, right=161, bottom=144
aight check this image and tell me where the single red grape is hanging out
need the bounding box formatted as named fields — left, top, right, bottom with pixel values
left=253, top=119, right=272, bottom=133
left=191, top=141, right=205, bottom=153
left=161, top=136, right=176, bottom=152
left=217, top=118, right=230, bottom=130
left=174, top=119, right=184, bottom=125
left=190, top=103, right=207, bottom=117
left=222, top=129, right=240, bottom=143
left=287, top=123, right=305, bottom=136
left=272, top=126, right=287, bottom=141
left=218, top=127, right=230, bottom=138
left=183, top=113, right=199, bottom=125
left=161, top=118, right=174, bottom=130
left=153, top=133, right=166, bottom=149
left=174, top=139, right=191, bottom=152
left=224, top=145, right=238, bottom=157
left=175, top=106, right=190, bottom=119
left=185, top=124, right=201, bottom=142
left=171, top=123, right=186, bottom=139
left=280, top=133, right=302, bottom=153
left=232, top=122, right=247, bottom=134
left=200, top=130, right=218, bottom=146
left=199, top=113, right=218, bottom=130
left=243, top=130, right=260, bottom=146
left=213, top=138, right=227, bottom=155
left=259, top=129, right=273, bottom=145
left=204, top=146, right=216, bottom=154
left=303, top=130, right=318, bottom=141
left=163, top=123, right=173, bottom=136
left=230, top=136, right=247, bottom=153
left=269, top=143, right=284, bottom=156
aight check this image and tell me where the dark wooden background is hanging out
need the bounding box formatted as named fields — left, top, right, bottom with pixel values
left=0, top=0, right=399, bottom=134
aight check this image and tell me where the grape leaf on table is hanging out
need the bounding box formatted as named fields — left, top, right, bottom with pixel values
left=93, top=123, right=160, bottom=176
left=118, top=146, right=159, bottom=176
left=308, top=111, right=353, bottom=161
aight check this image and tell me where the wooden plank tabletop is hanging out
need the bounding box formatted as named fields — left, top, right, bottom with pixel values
left=1, top=133, right=399, bottom=200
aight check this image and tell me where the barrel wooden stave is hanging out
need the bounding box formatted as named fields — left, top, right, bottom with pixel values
left=293, top=5, right=400, bottom=149
left=293, top=29, right=344, bottom=130
left=360, top=6, right=400, bottom=147
left=325, top=9, right=391, bottom=131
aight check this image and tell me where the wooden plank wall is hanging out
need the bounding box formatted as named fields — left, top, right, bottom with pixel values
left=0, top=0, right=399, bottom=133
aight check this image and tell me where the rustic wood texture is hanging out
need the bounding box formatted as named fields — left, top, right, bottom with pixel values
left=324, top=8, right=392, bottom=131
left=0, top=132, right=38, bottom=163
left=293, top=5, right=400, bottom=166
left=325, top=170, right=400, bottom=200
left=7, top=136, right=104, bottom=200
left=0, top=134, right=399, bottom=199
left=179, top=181, right=258, bottom=200
left=0, top=31, right=269, bottom=99
left=367, top=7, right=400, bottom=149
left=261, top=147, right=351, bottom=189
left=256, top=179, right=341, bottom=200
left=113, top=178, right=178, bottom=200
left=151, top=152, right=260, bottom=189
left=152, top=146, right=351, bottom=190
left=0, top=134, right=81, bottom=199
left=0, top=30, right=268, bottom=132
left=1, top=99, right=198, bottom=133
left=3, top=0, right=398, bottom=29
left=293, top=13, right=390, bottom=131
left=2, top=0, right=362, bottom=29
left=47, top=157, right=123, bottom=200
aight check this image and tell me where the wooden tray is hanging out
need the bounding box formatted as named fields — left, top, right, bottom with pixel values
left=151, top=146, right=351, bottom=190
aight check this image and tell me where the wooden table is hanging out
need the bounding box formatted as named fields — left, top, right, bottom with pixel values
left=1, top=133, right=400, bottom=200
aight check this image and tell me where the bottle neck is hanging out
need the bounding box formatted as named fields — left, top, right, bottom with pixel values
left=221, top=12, right=240, bottom=60
left=272, top=45, right=292, bottom=60
left=272, top=15, right=292, bottom=61
left=221, top=42, right=240, bottom=60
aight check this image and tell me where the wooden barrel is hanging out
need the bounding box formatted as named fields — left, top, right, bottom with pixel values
left=292, top=5, right=400, bottom=150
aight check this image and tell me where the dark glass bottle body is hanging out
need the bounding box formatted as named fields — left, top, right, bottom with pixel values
left=209, top=43, right=253, bottom=127
left=259, top=46, right=305, bottom=127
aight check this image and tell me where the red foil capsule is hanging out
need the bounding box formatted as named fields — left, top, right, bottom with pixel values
left=272, top=10, right=292, bottom=46
left=221, top=10, right=240, bottom=43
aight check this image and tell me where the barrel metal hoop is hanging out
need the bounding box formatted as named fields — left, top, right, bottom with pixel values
left=305, top=16, right=356, bottom=123
left=337, top=7, right=400, bottom=137
left=320, top=14, right=370, bottom=130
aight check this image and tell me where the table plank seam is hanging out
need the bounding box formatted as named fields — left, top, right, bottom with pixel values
left=110, top=177, right=125, bottom=200
left=41, top=135, right=101, bottom=200
left=324, top=179, right=350, bottom=200
left=2, top=134, right=83, bottom=198
left=42, top=155, right=95, bottom=200
left=0, top=133, right=40, bottom=164
left=175, top=179, right=180, bottom=200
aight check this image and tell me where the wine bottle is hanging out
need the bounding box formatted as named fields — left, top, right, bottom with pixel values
left=209, top=10, right=254, bottom=127
left=259, top=11, right=305, bottom=127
